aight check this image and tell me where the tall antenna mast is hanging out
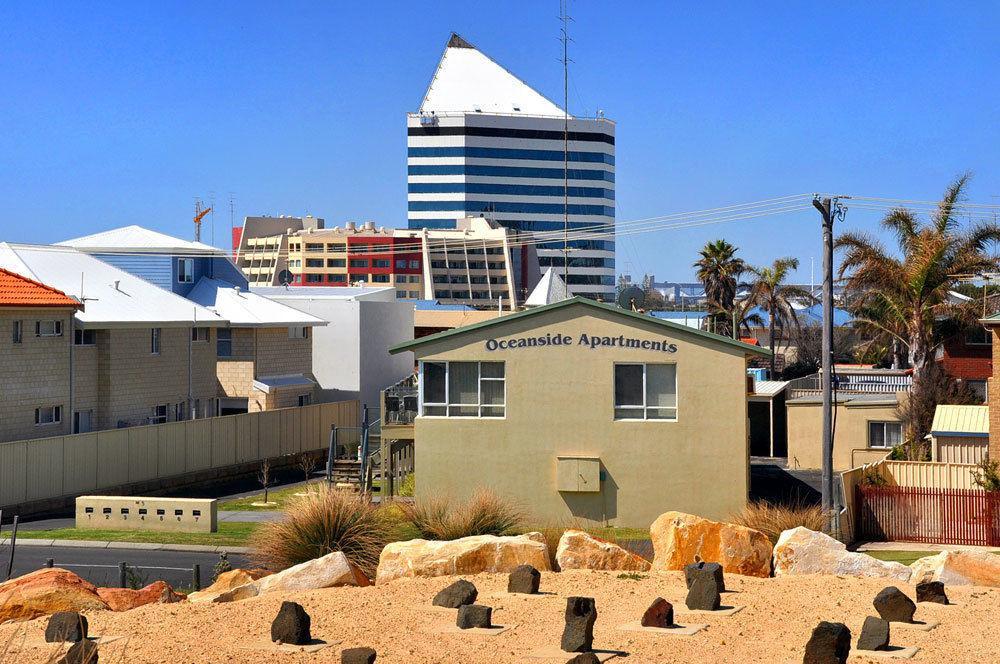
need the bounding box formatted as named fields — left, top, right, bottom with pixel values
left=560, top=0, right=571, bottom=290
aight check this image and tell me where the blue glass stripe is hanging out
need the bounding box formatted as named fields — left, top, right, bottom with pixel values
left=408, top=165, right=615, bottom=182
left=408, top=183, right=614, bottom=200
left=407, top=147, right=614, bottom=165
left=408, top=201, right=615, bottom=216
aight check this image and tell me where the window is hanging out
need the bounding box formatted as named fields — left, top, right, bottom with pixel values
left=217, top=328, right=232, bottom=357
left=409, top=260, right=420, bottom=269
left=73, top=410, right=92, bottom=434
left=328, top=274, right=347, bottom=282
left=35, top=405, right=62, bottom=426
left=151, top=404, right=168, bottom=424
left=35, top=320, right=63, bottom=337
left=373, top=259, right=391, bottom=268
left=420, top=361, right=505, bottom=418
left=326, top=243, right=346, bottom=253
left=868, top=421, right=902, bottom=448
left=305, top=258, right=324, bottom=268
left=408, top=291, right=421, bottom=299
left=327, top=258, right=346, bottom=268
left=74, top=329, right=96, bottom=345
left=965, top=326, right=992, bottom=346
left=614, top=363, right=677, bottom=420
left=150, top=328, right=161, bottom=354
left=191, top=327, right=209, bottom=342
left=305, top=243, right=324, bottom=252
left=174, top=402, right=186, bottom=421
left=349, top=259, right=368, bottom=268
left=297, top=394, right=312, bottom=407
left=289, top=326, right=309, bottom=339
left=12, top=320, right=22, bottom=344
left=396, top=290, right=407, bottom=299
left=372, top=274, right=390, bottom=283
left=305, top=274, right=323, bottom=283
left=395, top=259, right=407, bottom=269
left=177, top=258, right=194, bottom=283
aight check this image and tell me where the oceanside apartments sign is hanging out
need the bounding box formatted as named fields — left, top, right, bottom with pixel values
left=485, top=332, right=678, bottom=353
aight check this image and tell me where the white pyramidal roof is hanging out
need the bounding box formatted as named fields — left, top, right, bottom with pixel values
left=0, top=243, right=225, bottom=327
left=188, top=278, right=325, bottom=327
left=525, top=267, right=571, bottom=307
left=419, top=33, right=566, bottom=116
left=57, top=225, right=222, bottom=255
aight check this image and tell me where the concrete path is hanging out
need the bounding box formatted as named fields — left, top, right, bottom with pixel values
left=855, top=541, right=1000, bottom=553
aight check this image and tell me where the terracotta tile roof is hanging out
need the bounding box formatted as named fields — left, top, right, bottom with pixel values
left=0, top=268, right=81, bottom=308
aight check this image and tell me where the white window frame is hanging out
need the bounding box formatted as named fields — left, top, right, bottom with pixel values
left=35, top=405, right=62, bottom=426
left=73, top=328, right=96, bottom=346
left=613, top=362, right=678, bottom=422
left=965, top=325, right=992, bottom=346
left=177, top=258, right=194, bottom=283
left=150, top=327, right=161, bottom=355
left=35, top=320, right=63, bottom=337
left=151, top=404, right=168, bottom=424
left=297, top=393, right=312, bottom=407
left=868, top=421, right=902, bottom=449
left=418, top=360, right=505, bottom=419
left=288, top=326, right=309, bottom=339
left=73, top=409, right=93, bottom=434
left=191, top=327, right=209, bottom=342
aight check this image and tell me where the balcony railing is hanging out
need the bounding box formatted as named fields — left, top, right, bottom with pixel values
left=382, top=374, right=418, bottom=426
left=787, top=371, right=911, bottom=399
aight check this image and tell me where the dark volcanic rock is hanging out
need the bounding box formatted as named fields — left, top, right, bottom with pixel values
left=432, top=579, right=478, bottom=608
left=684, top=573, right=721, bottom=611
left=684, top=561, right=725, bottom=592
left=560, top=596, right=597, bottom=652
left=802, top=621, right=851, bottom=664
left=341, top=647, right=377, bottom=664
left=45, top=612, right=88, bottom=643
left=873, top=586, right=917, bottom=623
left=916, top=580, right=949, bottom=605
left=271, top=601, right=311, bottom=645
left=856, top=616, right=890, bottom=652
left=508, top=564, right=541, bottom=594
left=456, top=604, right=493, bottom=629
left=640, top=597, right=674, bottom=628
left=565, top=653, right=601, bottom=664
left=57, top=639, right=99, bottom=664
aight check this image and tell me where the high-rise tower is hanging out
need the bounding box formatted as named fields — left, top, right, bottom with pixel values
left=407, top=34, right=615, bottom=301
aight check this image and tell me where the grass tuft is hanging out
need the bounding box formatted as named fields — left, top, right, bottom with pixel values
left=249, top=485, right=390, bottom=578
left=401, top=489, right=525, bottom=541
left=731, top=500, right=827, bottom=544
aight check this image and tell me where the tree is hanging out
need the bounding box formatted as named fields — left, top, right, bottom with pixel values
left=894, top=363, right=980, bottom=459
left=747, top=257, right=814, bottom=376
left=693, top=240, right=747, bottom=337
left=258, top=458, right=272, bottom=504
left=836, top=173, right=1000, bottom=385
left=297, top=452, right=319, bottom=483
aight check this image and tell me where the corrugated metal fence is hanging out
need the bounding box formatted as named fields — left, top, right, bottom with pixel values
left=0, top=400, right=359, bottom=509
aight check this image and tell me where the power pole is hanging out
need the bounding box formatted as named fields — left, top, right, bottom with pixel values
left=812, top=195, right=845, bottom=535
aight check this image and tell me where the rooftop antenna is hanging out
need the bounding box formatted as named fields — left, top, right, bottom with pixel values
left=193, top=198, right=213, bottom=243
left=560, top=0, right=573, bottom=290
left=228, top=192, right=236, bottom=256
left=209, top=191, right=217, bottom=246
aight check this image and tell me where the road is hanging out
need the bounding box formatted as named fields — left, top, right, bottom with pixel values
left=2, top=545, right=249, bottom=590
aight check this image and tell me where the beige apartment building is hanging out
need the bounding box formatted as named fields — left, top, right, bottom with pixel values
left=389, top=297, right=769, bottom=527
left=234, top=215, right=324, bottom=286
left=0, top=244, right=225, bottom=442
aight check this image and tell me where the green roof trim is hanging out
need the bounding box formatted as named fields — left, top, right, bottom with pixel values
left=389, top=297, right=772, bottom=356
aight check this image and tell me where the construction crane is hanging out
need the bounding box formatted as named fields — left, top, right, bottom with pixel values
left=193, top=200, right=213, bottom=242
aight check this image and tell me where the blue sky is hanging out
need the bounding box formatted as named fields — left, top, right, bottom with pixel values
left=2, top=1, right=998, bottom=281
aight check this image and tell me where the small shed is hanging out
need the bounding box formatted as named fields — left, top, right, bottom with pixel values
left=929, top=404, right=989, bottom=464
left=748, top=380, right=788, bottom=457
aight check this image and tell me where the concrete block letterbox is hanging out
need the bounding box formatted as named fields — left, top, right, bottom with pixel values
left=75, top=496, right=218, bottom=533
left=556, top=456, right=601, bottom=493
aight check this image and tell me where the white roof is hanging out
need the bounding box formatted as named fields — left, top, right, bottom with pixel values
left=419, top=34, right=565, bottom=116
left=525, top=267, right=571, bottom=307
left=188, top=278, right=325, bottom=327
left=57, top=225, right=223, bottom=255
left=251, top=286, right=397, bottom=302
left=751, top=380, right=789, bottom=398
left=0, top=243, right=225, bottom=328
left=253, top=374, right=316, bottom=393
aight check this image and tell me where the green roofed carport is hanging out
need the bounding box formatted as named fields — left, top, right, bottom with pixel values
left=389, top=296, right=772, bottom=356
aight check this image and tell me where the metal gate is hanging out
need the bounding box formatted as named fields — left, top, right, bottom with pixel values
left=857, top=485, right=1000, bottom=546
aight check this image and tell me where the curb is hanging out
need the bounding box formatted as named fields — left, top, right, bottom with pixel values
left=9, top=538, right=250, bottom=554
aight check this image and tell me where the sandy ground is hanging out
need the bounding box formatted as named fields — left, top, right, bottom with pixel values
left=2, top=571, right=997, bottom=663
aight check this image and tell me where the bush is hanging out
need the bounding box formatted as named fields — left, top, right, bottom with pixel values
left=249, top=484, right=390, bottom=577
left=972, top=458, right=1000, bottom=492
left=402, top=488, right=524, bottom=540
left=731, top=500, right=827, bottom=544
left=397, top=473, right=415, bottom=497
left=861, top=465, right=889, bottom=487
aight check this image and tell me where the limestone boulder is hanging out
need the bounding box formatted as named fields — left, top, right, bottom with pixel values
left=376, top=532, right=552, bottom=584
left=97, top=581, right=184, bottom=611
left=772, top=527, right=910, bottom=580
left=555, top=530, right=651, bottom=572
left=0, top=568, right=109, bottom=622
left=214, top=552, right=369, bottom=602
left=910, top=550, right=1000, bottom=587
left=650, top=511, right=772, bottom=578
left=187, top=568, right=272, bottom=603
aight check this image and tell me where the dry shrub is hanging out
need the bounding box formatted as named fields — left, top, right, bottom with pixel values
left=731, top=500, right=827, bottom=544
left=249, top=484, right=390, bottom=577
left=401, top=488, right=524, bottom=540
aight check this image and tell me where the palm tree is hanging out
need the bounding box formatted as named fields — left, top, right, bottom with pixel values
left=836, top=173, right=1000, bottom=385
left=747, top=258, right=813, bottom=376
left=694, top=240, right=747, bottom=337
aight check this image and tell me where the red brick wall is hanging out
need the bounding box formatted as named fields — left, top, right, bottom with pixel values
left=941, top=335, right=992, bottom=380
